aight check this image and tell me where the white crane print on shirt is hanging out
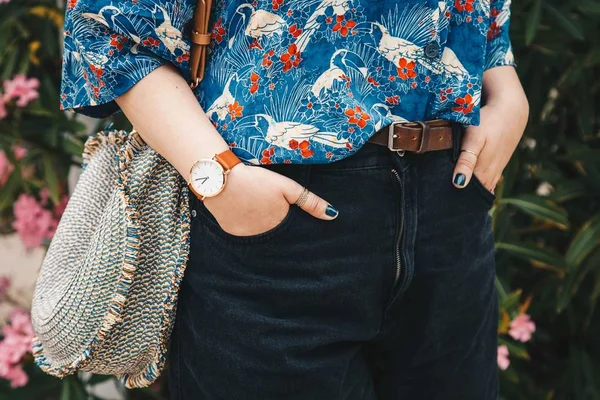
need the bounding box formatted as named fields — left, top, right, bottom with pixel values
left=295, top=0, right=353, bottom=52
left=228, top=4, right=287, bottom=49
left=235, top=113, right=350, bottom=150
left=311, top=49, right=368, bottom=96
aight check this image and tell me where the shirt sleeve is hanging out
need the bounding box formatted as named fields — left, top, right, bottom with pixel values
left=59, top=1, right=194, bottom=118
left=484, top=0, right=516, bottom=71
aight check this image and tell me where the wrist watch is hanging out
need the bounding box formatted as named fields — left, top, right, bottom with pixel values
left=188, top=149, right=242, bottom=201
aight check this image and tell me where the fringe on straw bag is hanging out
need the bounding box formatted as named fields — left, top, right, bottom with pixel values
left=30, top=0, right=213, bottom=388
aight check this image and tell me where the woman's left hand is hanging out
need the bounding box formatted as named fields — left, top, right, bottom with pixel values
left=452, top=67, right=529, bottom=193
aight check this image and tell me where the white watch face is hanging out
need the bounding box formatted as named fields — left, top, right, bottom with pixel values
left=190, top=159, right=225, bottom=197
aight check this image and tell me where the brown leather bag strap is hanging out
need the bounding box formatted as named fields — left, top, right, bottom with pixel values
left=189, top=0, right=213, bottom=88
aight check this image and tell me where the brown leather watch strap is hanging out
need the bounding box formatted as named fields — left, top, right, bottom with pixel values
left=189, top=0, right=213, bottom=88
left=214, top=150, right=242, bottom=172
left=367, top=119, right=455, bottom=153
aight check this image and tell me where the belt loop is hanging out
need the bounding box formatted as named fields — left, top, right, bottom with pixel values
left=452, top=123, right=463, bottom=161
left=414, top=121, right=430, bottom=154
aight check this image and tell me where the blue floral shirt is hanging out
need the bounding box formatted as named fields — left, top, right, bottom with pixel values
left=61, top=0, right=515, bottom=164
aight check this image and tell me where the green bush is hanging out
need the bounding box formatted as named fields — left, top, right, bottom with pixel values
left=496, top=0, right=600, bottom=398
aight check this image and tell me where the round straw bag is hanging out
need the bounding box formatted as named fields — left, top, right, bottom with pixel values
left=30, top=129, right=190, bottom=388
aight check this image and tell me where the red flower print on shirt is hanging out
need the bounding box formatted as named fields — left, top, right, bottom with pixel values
left=452, top=94, right=475, bottom=115
left=249, top=72, right=260, bottom=94
left=142, top=37, right=160, bottom=48
left=289, top=24, right=303, bottom=38
left=397, top=58, right=417, bottom=80
left=488, top=22, right=501, bottom=40
left=228, top=101, right=244, bottom=120
left=281, top=44, right=302, bottom=72
left=249, top=39, right=263, bottom=50
left=177, top=53, right=189, bottom=63
left=89, top=64, right=104, bottom=78
left=289, top=139, right=313, bottom=157
left=339, top=74, right=351, bottom=88
left=386, top=95, right=400, bottom=105
left=368, top=76, right=380, bottom=86
left=272, top=0, right=284, bottom=10
left=299, top=140, right=314, bottom=158
left=261, top=147, right=275, bottom=164
left=345, top=106, right=371, bottom=129
left=263, top=49, right=275, bottom=68
left=110, top=34, right=128, bottom=51
left=68, top=0, right=77, bottom=10
left=455, top=0, right=475, bottom=13
left=211, top=18, right=226, bottom=43
left=332, top=15, right=356, bottom=37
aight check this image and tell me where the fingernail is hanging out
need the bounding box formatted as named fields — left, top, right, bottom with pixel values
left=453, top=173, right=466, bottom=187
left=325, top=204, right=338, bottom=218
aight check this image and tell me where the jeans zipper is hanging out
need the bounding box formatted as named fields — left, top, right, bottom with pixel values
left=391, top=168, right=404, bottom=290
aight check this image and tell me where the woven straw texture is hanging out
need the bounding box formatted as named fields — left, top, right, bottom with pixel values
left=30, top=129, right=190, bottom=388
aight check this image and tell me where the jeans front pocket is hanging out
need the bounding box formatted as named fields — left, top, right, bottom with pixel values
left=442, top=150, right=496, bottom=209
left=470, top=173, right=497, bottom=207
left=195, top=200, right=299, bottom=244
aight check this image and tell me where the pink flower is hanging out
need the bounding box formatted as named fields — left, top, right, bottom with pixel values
left=3, top=75, right=40, bottom=107
left=12, top=194, right=55, bottom=249
left=0, top=309, right=34, bottom=388
left=509, top=314, right=536, bottom=343
left=497, top=345, right=510, bottom=370
left=13, top=146, right=27, bottom=160
left=0, top=0, right=10, bottom=5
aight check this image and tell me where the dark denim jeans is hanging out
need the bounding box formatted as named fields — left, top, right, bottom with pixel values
left=168, top=137, right=498, bottom=399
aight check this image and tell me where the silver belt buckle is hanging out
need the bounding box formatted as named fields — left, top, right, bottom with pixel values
left=387, top=121, right=405, bottom=155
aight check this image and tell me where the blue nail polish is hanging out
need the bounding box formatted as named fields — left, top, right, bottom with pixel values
left=453, top=173, right=466, bottom=187
left=325, top=204, right=338, bottom=218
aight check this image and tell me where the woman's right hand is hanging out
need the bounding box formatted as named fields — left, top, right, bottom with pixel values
left=202, top=164, right=339, bottom=237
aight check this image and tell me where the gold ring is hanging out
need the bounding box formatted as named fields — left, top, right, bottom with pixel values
left=294, top=187, right=310, bottom=208
left=461, top=149, right=479, bottom=157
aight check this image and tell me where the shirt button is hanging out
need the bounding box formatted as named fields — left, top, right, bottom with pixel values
left=191, top=209, right=197, bottom=218
left=424, top=42, right=440, bottom=59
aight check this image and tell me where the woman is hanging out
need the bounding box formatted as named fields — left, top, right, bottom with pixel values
left=60, top=0, right=528, bottom=398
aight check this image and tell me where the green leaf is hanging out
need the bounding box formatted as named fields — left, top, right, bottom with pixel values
left=495, top=276, right=508, bottom=300
left=525, top=0, right=542, bottom=45
left=557, top=149, right=600, bottom=163
left=0, top=170, right=21, bottom=211
left=499, top=195, right=569, bottom=230
left=565, top=213, right=600, bottom=269
left=543, top=4, right=584, bottom=41
left=86, top=374, right=114, bottom=386
left=70, top=375, right=90, bottom=400
left=550, top=180, right=587, bottom=203
left=496, top=242, right=567, bottom=269
left=557, top=268, right=579, bottom=313
left=498, top=337, right=530, bottom=360
left=60, top=378, right=71, bottom=400
left=577, top=0, right=600, bottom=14
left=501, top=289, right=523, bottom=310
left=42, top=152, right=61, bottom=205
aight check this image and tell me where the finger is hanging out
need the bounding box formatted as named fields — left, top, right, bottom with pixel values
left=453, top=133, right=485, bottom=189
left=283, top=183, right=338, bottom=220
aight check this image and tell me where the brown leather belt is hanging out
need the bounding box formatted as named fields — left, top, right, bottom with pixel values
left=367, top=119, right=455, bottom=153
